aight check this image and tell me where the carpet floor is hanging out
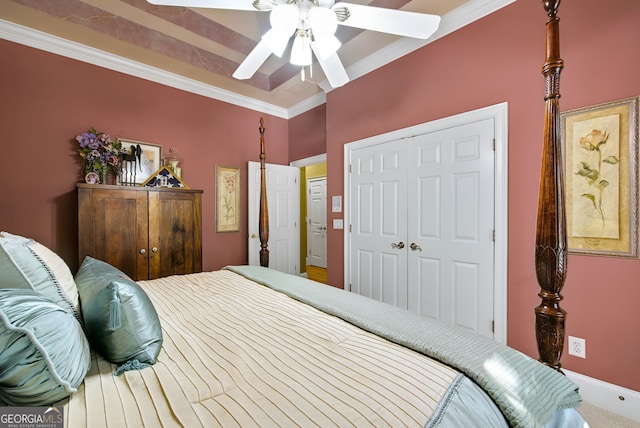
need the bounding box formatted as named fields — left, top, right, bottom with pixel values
left=579, top=402, right=639, bottom=427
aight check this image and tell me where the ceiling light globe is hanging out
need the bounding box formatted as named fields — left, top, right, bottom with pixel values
left=290, top=33, right=313, bottom=66
left=270, top=3, right=298, bottom=32
left=263, top=4, right=299, bottom=57
left=309, top=6, right=338, bottom=36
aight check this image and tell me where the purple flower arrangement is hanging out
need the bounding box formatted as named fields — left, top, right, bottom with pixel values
left=76, top=128, right=125, bottom=180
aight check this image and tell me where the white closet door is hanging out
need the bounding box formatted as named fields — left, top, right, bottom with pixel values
left=407, top=118, right=495, bottom=337
left=349, top=140, right=408, bottom=308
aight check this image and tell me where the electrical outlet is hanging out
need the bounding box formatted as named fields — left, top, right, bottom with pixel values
left=568, top=336, right=586, bottom=358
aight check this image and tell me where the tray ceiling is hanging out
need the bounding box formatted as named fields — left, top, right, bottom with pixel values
left=1, top=0, right=513, bottom=116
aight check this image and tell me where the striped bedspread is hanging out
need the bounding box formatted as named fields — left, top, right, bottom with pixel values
left=227, top=266, right=582, bottom=428
left=62, top=269, right=464, bottom=427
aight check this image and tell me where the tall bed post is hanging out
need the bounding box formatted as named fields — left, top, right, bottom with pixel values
left=535, top=0, right=567, bottom=372
left=259, top=117, right=270, bottom=267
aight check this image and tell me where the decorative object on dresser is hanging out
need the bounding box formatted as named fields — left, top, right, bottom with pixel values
left=117, top=139, right=162, bottom=185
left=119, top=143, right=141, bottom=186
left=561, top=96, right=639, bottom=258
left=84, top=171, right=99, bottom=184
left=77, top=184, right=203, bottom=280
left=163, top=146, right=183, bottom=178
left=215, top=165, right=241, bottom=233
left=142, top=166, right=190, bottom=188
left=76, top=127, right=125, bottom=184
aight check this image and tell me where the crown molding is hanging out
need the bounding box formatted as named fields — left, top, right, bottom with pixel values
left=0, top=19, right=290, bottom=119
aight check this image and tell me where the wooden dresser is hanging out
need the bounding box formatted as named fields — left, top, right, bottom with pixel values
left=77, top=184, right=203, bottom=280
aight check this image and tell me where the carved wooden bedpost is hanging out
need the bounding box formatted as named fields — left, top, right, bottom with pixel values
left=258, top=118, right=270, bottom=267
left=535, top=0, right=567, bottom=372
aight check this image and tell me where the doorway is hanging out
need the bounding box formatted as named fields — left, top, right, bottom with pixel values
left=291, top=155, right=328, bottom=283
left=306, top=177, right=327, bottom=282
left=247, top=161, right=300, bottom=274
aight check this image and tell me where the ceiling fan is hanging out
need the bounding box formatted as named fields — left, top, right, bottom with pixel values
left=147, top=0, right=441, bottom=88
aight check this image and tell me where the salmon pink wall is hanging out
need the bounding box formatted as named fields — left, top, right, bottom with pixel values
left=324, top=0, right=640, bottom=391
left=0, top=40, right=288, bottom=273
left=288, top=104, right=326, bottom=161
left=1, top=0, right=638, bottom=396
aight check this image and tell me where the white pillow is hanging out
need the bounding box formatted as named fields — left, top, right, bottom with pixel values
left=0, top=232, right=81, bottom=321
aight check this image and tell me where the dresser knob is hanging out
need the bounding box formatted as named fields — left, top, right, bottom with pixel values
left=152, top=247, right=158, bottom=252
left=140, top=249, right=146, bottom=254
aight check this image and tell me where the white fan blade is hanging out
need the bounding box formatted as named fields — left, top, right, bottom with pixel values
left=334, top=2, right=440, bottom=39
left=233, top=40, right=272, bottom=79
left=311, top=46, right=348, bottom=88
left=146, top=0, right=259, bottom=11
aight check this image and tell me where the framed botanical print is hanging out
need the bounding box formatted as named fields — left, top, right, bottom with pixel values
left=561, top=96, right=639, bottom=257
left=216, top=165, right=240, bottom=232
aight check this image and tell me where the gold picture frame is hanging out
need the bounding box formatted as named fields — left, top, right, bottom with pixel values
left=562, top=96, right=639, bottom=257
left=216, top=165, right=240, bottom=233
left=141, top=166, right=189, bottom=188
left=118, top=139, right=163, bottom=185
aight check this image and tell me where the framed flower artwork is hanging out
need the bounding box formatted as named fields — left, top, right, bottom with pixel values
left=216, top=165, right=240, bottom=233
left=561, top=96, right=639, bottom=257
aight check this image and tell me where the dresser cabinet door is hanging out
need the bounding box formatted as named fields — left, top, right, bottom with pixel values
left=78, top=188, right=149, bottom=280
left=148, top=190, right=202, bottom=280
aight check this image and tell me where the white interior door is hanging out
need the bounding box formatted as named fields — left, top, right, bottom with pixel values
left=347, top=118, right=496, bottom=338
left=349, top=139, right=408, bottom=307
left=248, top=161, right=300, bottom=274
left=407, top=119, right=495, bottom=337
left=306, top=177, right=327, bottom=268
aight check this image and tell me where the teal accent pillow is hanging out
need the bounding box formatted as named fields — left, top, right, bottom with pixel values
left=0, top=232, right=81, bottom=322
left=75, top=257, right=163, bottom=368
left=0, top=289, right=91, bottom=406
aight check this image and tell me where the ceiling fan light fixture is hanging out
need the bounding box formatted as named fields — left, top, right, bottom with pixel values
left=270, top=3, right=298, bottom=30
left=308, top=6, right=340, bottom=60
left=262, top=4, right=299, bottom=57
left=158, top=0, right=440, bottom=89
left=309, top=6, right=338, bottom=34
left=290, top=31, right=313, bottom=66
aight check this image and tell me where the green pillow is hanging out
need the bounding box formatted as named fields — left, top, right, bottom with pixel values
left=0, top=289, right=91, bottom=406
left=75, top=257, right=163, bottom=369
left=0, top=232, right=81, bottom=321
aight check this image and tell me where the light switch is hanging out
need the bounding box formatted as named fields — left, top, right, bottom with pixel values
left=333, top=219, right=344, bottom=229
left=332, top=196, right=342, bottom=212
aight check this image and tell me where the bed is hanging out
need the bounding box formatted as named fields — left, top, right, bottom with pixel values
left=1, top=2, right=584, bottom=427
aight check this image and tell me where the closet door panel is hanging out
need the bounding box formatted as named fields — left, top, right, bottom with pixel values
left=350, top=140, right=408, bottom=308
left=408, top=119, right=494, bottom=336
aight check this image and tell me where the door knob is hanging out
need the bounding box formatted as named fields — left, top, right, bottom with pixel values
left=391, top=241, right=405, bottom=249
left=410, top=243, right=422, bottom=252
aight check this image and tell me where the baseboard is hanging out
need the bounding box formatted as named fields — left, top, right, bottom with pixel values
left=565, top=370, right=640, bottom=422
